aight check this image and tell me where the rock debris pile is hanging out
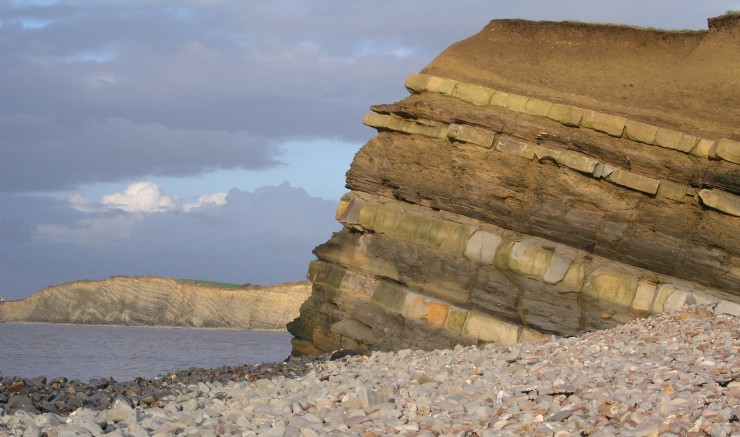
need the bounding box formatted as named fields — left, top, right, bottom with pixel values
left=2, top=306, right=737, bottom=436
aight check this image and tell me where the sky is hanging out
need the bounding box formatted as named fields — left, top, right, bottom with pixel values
left=1, top=1, right=736, bottom=300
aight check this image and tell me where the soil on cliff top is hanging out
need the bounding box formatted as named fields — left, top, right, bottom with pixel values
left=422, top=14, right=740, bottom=139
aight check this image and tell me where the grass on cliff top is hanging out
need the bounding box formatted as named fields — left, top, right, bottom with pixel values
left=181, top=279, right=247, bottom=290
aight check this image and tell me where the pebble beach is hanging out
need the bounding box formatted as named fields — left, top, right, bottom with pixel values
left=1, top=306, right=738, bottom=436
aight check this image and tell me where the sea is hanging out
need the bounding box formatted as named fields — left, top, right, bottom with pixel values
left=0, top=323, right=293, bottom=382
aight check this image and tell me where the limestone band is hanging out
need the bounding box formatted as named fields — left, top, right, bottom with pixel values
left=288, top=18, right=739, bottom=356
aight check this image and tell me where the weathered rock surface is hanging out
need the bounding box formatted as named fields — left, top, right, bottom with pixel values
left=288, top=15, right=740, bottom=355
left=0, top=276, right=311, bottom=330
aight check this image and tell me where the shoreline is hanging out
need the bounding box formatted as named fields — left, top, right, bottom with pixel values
left=2, top=306, right=738, bottom=436
left=0, top=321, right=289, bottom=332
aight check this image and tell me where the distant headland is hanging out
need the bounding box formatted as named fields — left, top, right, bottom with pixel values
left=0, top=276, right=311, bottom=330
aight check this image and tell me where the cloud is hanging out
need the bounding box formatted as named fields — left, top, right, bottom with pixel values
left=69, top=181, right=226, bottom=214
left=2, top=183, right=339, bottom=298
left=100, top=182, right=179, bottom=214
left=35, top=215, right=137, bottom=246
left=182, top=192, right=227, bottom=212
left=49, top=182, right=230, bottom=244
left=0, top=115, right=278, bottom=193
left=2, top=1, right=731, bottom=194
left=0, top=2, right=455, bottom=193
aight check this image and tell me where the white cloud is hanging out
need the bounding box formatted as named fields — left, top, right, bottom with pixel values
left=100, top=182, right=179, bottom=214
left=69, top=182, right=226, bottom=214
left=39, top=182, right=229, bottom=246
left=68, top=192, right=95, bottom=212
left=182, top=192, right=227, bottom=212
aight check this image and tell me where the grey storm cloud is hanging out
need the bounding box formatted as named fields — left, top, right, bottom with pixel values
left=0, top=114, right=277, bottom=192
left=1, top=0, right=733, bottom=192
left=0, top=1, right=431, bottom=192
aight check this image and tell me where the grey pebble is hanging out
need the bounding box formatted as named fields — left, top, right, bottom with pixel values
left=1, top=306, right=738, bottom=436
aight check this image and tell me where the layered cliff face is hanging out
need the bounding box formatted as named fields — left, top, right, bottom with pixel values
left=0, top=276, right=311, bottom=330
left=288, top=16, right=740, bottom=356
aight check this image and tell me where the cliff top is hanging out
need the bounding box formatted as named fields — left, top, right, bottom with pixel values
left=422, top=14, right=740, bottom=139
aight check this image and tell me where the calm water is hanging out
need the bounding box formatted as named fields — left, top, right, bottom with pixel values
left=0, top=323, right=293, bottom=382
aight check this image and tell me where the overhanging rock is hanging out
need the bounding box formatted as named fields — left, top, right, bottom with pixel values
left=288, top=15, right=740, bottom=355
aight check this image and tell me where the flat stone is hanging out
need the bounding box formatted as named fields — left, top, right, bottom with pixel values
left=698, top=189, right=740, bottom=216
left=557, top=150, right=599, bottom=174
left=6, top=394, right=34, bottom=413
left=356, top=201, right=379, bottom=229
left=675, top=133, right=700, bottom=153
left=716, top=300, right=740, bottom=317
left=715, top=138, right=740, bottom=164
left=547, top=103, right=585, bottom=126
left=372, top=282, right=407, bottom=313
left=651, top=284, right=680, bottom=313
left=385, top=116, right=448, bottom=139
left=583, top=267, right=638, bottom=307
left=404, top=74, right=429, bottom=93
left=335, top=196, right=353, bottom=222
left=593, top=163, right=615, bottom=179
left=631, top=280, right=657, bottom=313
left=518, top=328, right=547, bottom=343
left=463, top=311, right=519, bottom=344
left=690, top=138, right=715, bottom=158
left=490, top=91, right=509, bottom=107
left=532, top=144, right=557, bottom=161
left=34, top=414, right=62, bottom=428
left=452, top=82, right=494, bottom=106
left=523, top=98, right=552, bottom=117
left=507, top=241, right=554, bottom=280
left=430, top=220, right=475, bottom=254
left=425, top=76, right=458, bottom=95
left=403, top=293, right=449, bottom=328
left=106, top=396, right=139, bottom=423
left=444, top=307, right=469, bottom=335
left=607, top=168, right=660, bottom=195
left=356, top=385, right=394, bottom=409
left=464, top=230, right=503, bottom=264
left=447, top=123, right=495, bottom=147
left=497, top=137, right=535, bottom=159
left=548, top=410, right=573, bottom=422
left=543, top=254, right=573, bottom=285
left=656, top=180, right=688, bottom=202
left=503, top=94, right=530, bottom=111
left=624, top=120, right=658, bottom=144
left=581, top=111, right=627, bottom=137
left=663, top=289, right=690, bottom=312
left=308, top=260, right=346, bottom=289
left=561, top=262, right=588, bottom=292
left=653, top=128, right=684, bottom=150
left=363, top=113, right=390, bottom=130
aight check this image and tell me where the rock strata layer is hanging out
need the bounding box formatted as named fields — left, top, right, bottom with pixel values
left=288, top=16, right=740, bottom=355
left=0, top=276, right=310, bottom=330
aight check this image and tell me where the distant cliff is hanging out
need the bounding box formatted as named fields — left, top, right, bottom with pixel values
left=288, top=15, right=740, bottom=356
left=0, top=276, right=311, bottom=330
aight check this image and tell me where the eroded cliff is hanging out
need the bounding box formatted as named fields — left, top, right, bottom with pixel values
left=288, top=15, right=740, bottom=356
left=0, top=276, right=311, bottom=330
